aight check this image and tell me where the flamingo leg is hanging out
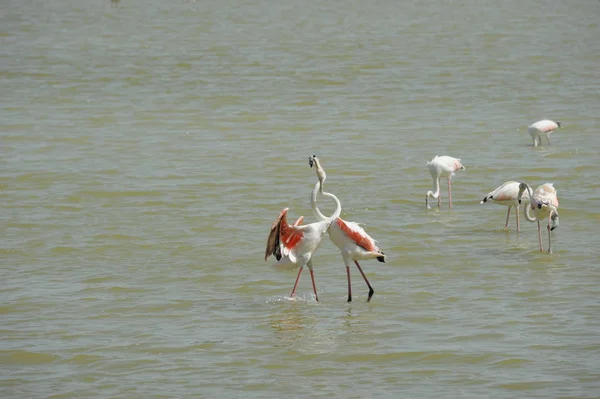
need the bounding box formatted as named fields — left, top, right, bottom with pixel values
left=354, top=261, right=375, bottom=302
left=346, top=265, right=352, bottom=302
left=308, top=263, right=319, bottom=302
left=289, top=267, right=303, bottom=298
left=537, top=221, right=543, bottom=251
left=516, top=205, right=521, bottom=232
left=448, top=178, right=453, bottom=208
left=546, top=134, right=552, bottom=146
left=547, top=217, right=553, bottom=254
left=504, top=206, right=511, bottom=230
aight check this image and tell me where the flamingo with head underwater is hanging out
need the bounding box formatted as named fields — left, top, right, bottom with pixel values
left=480, top=181, right=530, bottom=232
left=264, top=168, right=342, bottom=302
left=528, top=119, right=561, bottom=147
left=517, top=182, right=559, bottom=253
left=426, top=155, right=465, bottom=209
left=308, top=155, right=385, bottom=302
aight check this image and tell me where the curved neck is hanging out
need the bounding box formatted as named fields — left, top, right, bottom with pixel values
left=311, top=181, right=328, bottom=221
left=520, top=184, right=537, bottom=222
left=310, top=179, right=341, bottom=221
left=321, top=189, right=342, bottom=221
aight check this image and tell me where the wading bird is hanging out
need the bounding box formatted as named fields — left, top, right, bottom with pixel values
left=480, top=181, right=530, bottom=231
left=308, top=155, right=385, bottom=302
left=426, top=155, right=465, bottom=209
left=528, top=119, right=561, bottom=147
left=517, top=182, right=559, bottom=253
left=264, top=170, right=342, bottom=302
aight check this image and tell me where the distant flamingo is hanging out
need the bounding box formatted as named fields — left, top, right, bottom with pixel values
left=517, top=182, right=559, bottom=253
left=528, top=119, right=561, bottom=147
left=480, top=181, right=530, bottom=231
left=426, top=155, right=465, bottom=209
left=308, top=155, right=385, bottom=302
left=265, top=173, right=342, bottom=302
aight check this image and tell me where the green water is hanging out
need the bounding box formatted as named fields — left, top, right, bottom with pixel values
left=2, top=0, right=599, bottom=398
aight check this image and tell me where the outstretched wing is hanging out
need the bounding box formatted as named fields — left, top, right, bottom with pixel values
left=265, top=208, right=305, bottom=262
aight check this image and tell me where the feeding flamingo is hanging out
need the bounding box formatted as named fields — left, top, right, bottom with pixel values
left=426, top=155, right=465, bottom=209
left=264, top=172, right=342, bottom=302
left=480, top=181, right=531, bottom=231
left=517, top=182, right=559, bottom=253
left=528, top=119, right=561, bottom=147
left=308, top=155, right=385, bottom=302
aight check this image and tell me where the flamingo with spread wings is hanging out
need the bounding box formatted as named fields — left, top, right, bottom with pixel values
left=480, top=181, right=530, bottom=231
left=426, top=155, right=465, bottom=209
left=308, top=155, right=385, bottom=302
left=265, top=172, right=342, bottom=302
left=517, top=182, right=560, bottom=253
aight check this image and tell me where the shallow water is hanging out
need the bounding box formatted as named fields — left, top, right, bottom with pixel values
left=2, top=0, right=600, bottom=398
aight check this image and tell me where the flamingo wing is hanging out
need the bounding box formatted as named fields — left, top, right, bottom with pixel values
left=336, top=218, right=378, bottom=252
left=265, top=208, right=305, bottom=262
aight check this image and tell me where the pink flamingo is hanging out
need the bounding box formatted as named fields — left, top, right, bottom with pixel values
left=426, top=155, right=465, bottom=209
left=265, top=174, right=342, bottom=302
left=480, top=181, right=530, bottom=231
left=308, top=155, right=385, bottom=302
left=528, top=119, right=561, bottom=147
left=517, top=182, right=560, bottom=253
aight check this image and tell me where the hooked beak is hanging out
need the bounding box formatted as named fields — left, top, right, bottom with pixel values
left=308, top=155, right=315, bottom=168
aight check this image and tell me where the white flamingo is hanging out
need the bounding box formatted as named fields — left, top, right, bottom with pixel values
left=528, top=119, right=561, bottom=147
left=265, top=171, right=342, bottom=302
left=480, top=181, right=530, bottom=231
left=426, top=155, right=465, bottom=209
left=308, top=155, right=385, bottom=302
left=517, top=182, right=560, bottom=253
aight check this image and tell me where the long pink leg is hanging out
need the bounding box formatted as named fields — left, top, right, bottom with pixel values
left=448, top=179, right=453, bottom=208
left=346, top=266, right=352, bottom=302
left=354, top=261, right=375, bottom=302
left=516, top=206, right=521, bottom=232
left=289, top=267, right=303, bottom=298
left=308, top=266, right=319, bottom=302
left=504, top=207, right=511, bottom=230
left=537, top=221, right=543, bottom=251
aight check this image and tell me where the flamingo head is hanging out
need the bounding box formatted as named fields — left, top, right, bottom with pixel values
left=308, top=155, right=326, bottom=190
left=556, top=122, right=562, bottom=128
left=550, top=210, right=559, bottom=231
left=517, top=182, right=531, bottom=205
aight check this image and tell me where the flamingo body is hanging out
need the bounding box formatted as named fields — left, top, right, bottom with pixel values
left=480, top=181, right=530, bottom=231
left=528, top=119, right=561, bottom=147
left=309, top=155, right=384, bottom=302
left=518, top=182, right=559, bottom=253
left=426, top=155, right=465, bottom=209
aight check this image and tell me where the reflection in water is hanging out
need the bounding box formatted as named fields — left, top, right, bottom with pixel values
left=270, top=305, right=314, bottom=350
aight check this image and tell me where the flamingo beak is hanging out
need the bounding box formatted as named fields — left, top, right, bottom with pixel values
left=308, top=156, right=314, bottom=168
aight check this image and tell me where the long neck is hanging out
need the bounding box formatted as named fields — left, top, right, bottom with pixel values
left=431, top=176, right=440, bottom=198
left=320, top=189, right=342, bottom=221
left=311, top=181, right=328, bottom=221
left=521, top=184, right=537, bottom=222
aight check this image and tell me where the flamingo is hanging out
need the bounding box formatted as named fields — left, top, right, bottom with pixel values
left=517, top=182, right=559, bottom=253
left=426, top=155, right=465, bottom=209
left=528, top=119, right=561, bottom=147
left=264, top=173, right=342, bottom=302
left=308, top=155, right=385, bottom=303
left=480, top=181, right=531, bottom=231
